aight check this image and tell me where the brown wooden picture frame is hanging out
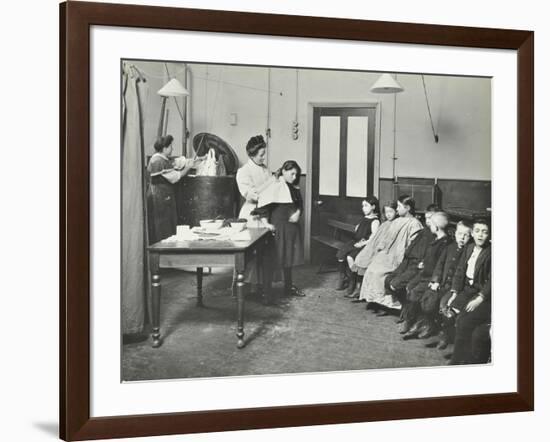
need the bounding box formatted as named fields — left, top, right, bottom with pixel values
left=60, top=1, right=534, bottom=440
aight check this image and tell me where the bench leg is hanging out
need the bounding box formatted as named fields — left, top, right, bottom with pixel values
left=317, top=260, right=339, bottom=274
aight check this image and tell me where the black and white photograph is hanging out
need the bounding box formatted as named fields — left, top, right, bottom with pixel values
left=121, top=60, right=492, bottom=381
left=5, top=0, right=546, bottom=439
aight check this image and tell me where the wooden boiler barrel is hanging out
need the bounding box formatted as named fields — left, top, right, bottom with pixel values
left=175, top=175, right=240, bottom=227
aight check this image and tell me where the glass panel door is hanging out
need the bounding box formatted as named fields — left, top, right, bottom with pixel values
left=346, top=116, right=369, bottom=197
left=318, top=116, right=341, bottom=196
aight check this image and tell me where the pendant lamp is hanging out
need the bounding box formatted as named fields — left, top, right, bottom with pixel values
left=370, top=73, right=404, bottom=94
left=370, top=73, right=404, bottom=181
left=157, top=78, right=190, bottom=139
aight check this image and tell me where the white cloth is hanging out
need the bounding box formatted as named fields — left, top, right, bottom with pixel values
left=172, top=155, right=188, bottom=170
left=257, top=176, right=293, bottom=208
left=466, top=246, right=482, bottom=280
left=196, top=148, right=224, bottom=176
left=236, top=159, right=275, bottom=224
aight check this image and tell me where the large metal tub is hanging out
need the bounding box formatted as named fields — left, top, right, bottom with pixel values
left=175, top=175, right=240, bottom=227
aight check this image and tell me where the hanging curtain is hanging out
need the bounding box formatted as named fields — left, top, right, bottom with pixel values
left=121, top=65, right=149, bottom=335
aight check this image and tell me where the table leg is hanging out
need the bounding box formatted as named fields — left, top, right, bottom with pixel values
left=236, top=271, right=245, bottom=348
left=148, top=253, right=162, bottom=348
left=151, top=272, right=162, bottom=348
left=196, top=267, right=204, bottom=307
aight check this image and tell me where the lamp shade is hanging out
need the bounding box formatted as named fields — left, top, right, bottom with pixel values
left=370, top=73, right=404, bottom=94
left=157, top=78, right=190, bottom=97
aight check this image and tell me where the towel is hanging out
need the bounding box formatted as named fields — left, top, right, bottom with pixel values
left=257, top=177, right=293, bottom=208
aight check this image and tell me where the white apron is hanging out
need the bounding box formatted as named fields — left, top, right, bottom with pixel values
left=236, top=159, right=275, bottom=226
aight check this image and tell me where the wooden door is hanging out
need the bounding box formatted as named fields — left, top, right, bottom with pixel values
left=311, top=106, right=377, bottom=242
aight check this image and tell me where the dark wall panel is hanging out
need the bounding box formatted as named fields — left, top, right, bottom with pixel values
left=378, top=177, right=491, bottom=212
left=437, top=179, right=491, bottom=211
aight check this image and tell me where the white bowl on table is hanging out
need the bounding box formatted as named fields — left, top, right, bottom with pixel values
left=200, top=219, right=224, bottom=231
left=229, top=221, right=246, bottom=232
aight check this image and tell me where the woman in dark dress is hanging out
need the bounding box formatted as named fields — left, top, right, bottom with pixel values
left=264, top=160, right=305, bottom=298
left=146, top=135, right=196, bottom=243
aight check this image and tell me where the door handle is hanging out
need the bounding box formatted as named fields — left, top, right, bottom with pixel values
left=314, top=200, right=324, bottom=206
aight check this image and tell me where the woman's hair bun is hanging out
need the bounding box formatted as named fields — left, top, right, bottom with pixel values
left=246, top=135, right=266, bottom=157
left=154, top=134, right=174, bottom=152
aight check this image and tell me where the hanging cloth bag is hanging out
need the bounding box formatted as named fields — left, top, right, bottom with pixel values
left=196, top=147, right=226, bottom=176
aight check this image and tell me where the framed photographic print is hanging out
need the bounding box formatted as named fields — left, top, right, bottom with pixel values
left=60, top=1, right=534, bottom=440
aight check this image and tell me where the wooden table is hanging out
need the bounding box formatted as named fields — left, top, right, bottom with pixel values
left=147, top=227, right=272, bottom=349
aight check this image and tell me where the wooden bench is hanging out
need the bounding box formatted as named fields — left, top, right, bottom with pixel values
left=311, top=219, right=356, bottom=273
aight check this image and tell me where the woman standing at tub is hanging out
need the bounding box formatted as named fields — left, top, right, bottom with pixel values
left=236, top=135, right=276, bottom=225
left=146, top=135, right=196, bottom=244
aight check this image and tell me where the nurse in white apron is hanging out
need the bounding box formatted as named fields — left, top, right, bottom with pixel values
left=236, top=135, right=276, bottom=226
left=235, top=135, right=277, bottom=299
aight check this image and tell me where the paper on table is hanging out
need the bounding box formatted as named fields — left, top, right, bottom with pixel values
left=159, top=227, right=252, bottom=243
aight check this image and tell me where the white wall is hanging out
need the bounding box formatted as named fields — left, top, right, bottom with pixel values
left=151, top=63, right=491, bottom=180
left=130, top=61, right=491, bottom=181
left=387, top=74, right=491, bottom=179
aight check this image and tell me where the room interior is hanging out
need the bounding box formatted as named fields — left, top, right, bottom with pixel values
left=121, top=60, right=491, bottom=380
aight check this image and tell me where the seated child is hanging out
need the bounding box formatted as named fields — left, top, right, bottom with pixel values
left=400, top=211, right=450, bottom=339
left=358, top=195, right=423, bottom=310
left=379, top=204, right=439, bottom=318
left=335, top=196, right=380, bottom=295
left=423, top=220, right=472, bottom=349
left=348, top=201, right=398, bottom=301
left=448, top=218, right=491, bottom=365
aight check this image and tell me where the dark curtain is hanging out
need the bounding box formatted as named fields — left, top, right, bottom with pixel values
left=121, top=65, right=149, bottom=335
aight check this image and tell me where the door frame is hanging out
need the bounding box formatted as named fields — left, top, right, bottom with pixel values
left=304, top=101, right=381, bottom=261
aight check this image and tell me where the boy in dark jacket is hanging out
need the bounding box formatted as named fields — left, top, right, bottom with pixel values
left=380, top=205, right=438, bottom=318
left=401, top=212, right=450, bottom=339
left=448, top=219, right=491, bottom=365
left=424, top=221, right=472, bottom=348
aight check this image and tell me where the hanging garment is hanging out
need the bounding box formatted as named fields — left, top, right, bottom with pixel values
left=122, top=70, right=149, bottom=335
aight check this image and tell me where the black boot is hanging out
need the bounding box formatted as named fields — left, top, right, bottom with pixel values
left=344, top=272, right=358, bottom=297
left=336, top=261, right=349, bottom=291
left=437, top=330, right=450, bottom=350
left=438, top=314, right=455, bottom=349
left=283, top=267, right=293, bottom=297
left=350, top=276, right=364, bottom=302
left=366, top=302, right=380, bottom=313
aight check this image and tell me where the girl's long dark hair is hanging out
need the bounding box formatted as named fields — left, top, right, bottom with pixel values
left=276, top=160, right=302, bottom=185
left=398, top=194, right=416, bottom=215
left=364, top=196, right=380, bottom=217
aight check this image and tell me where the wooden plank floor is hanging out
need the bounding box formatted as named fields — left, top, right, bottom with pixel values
left=122, top=265, right=451, bottom=381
